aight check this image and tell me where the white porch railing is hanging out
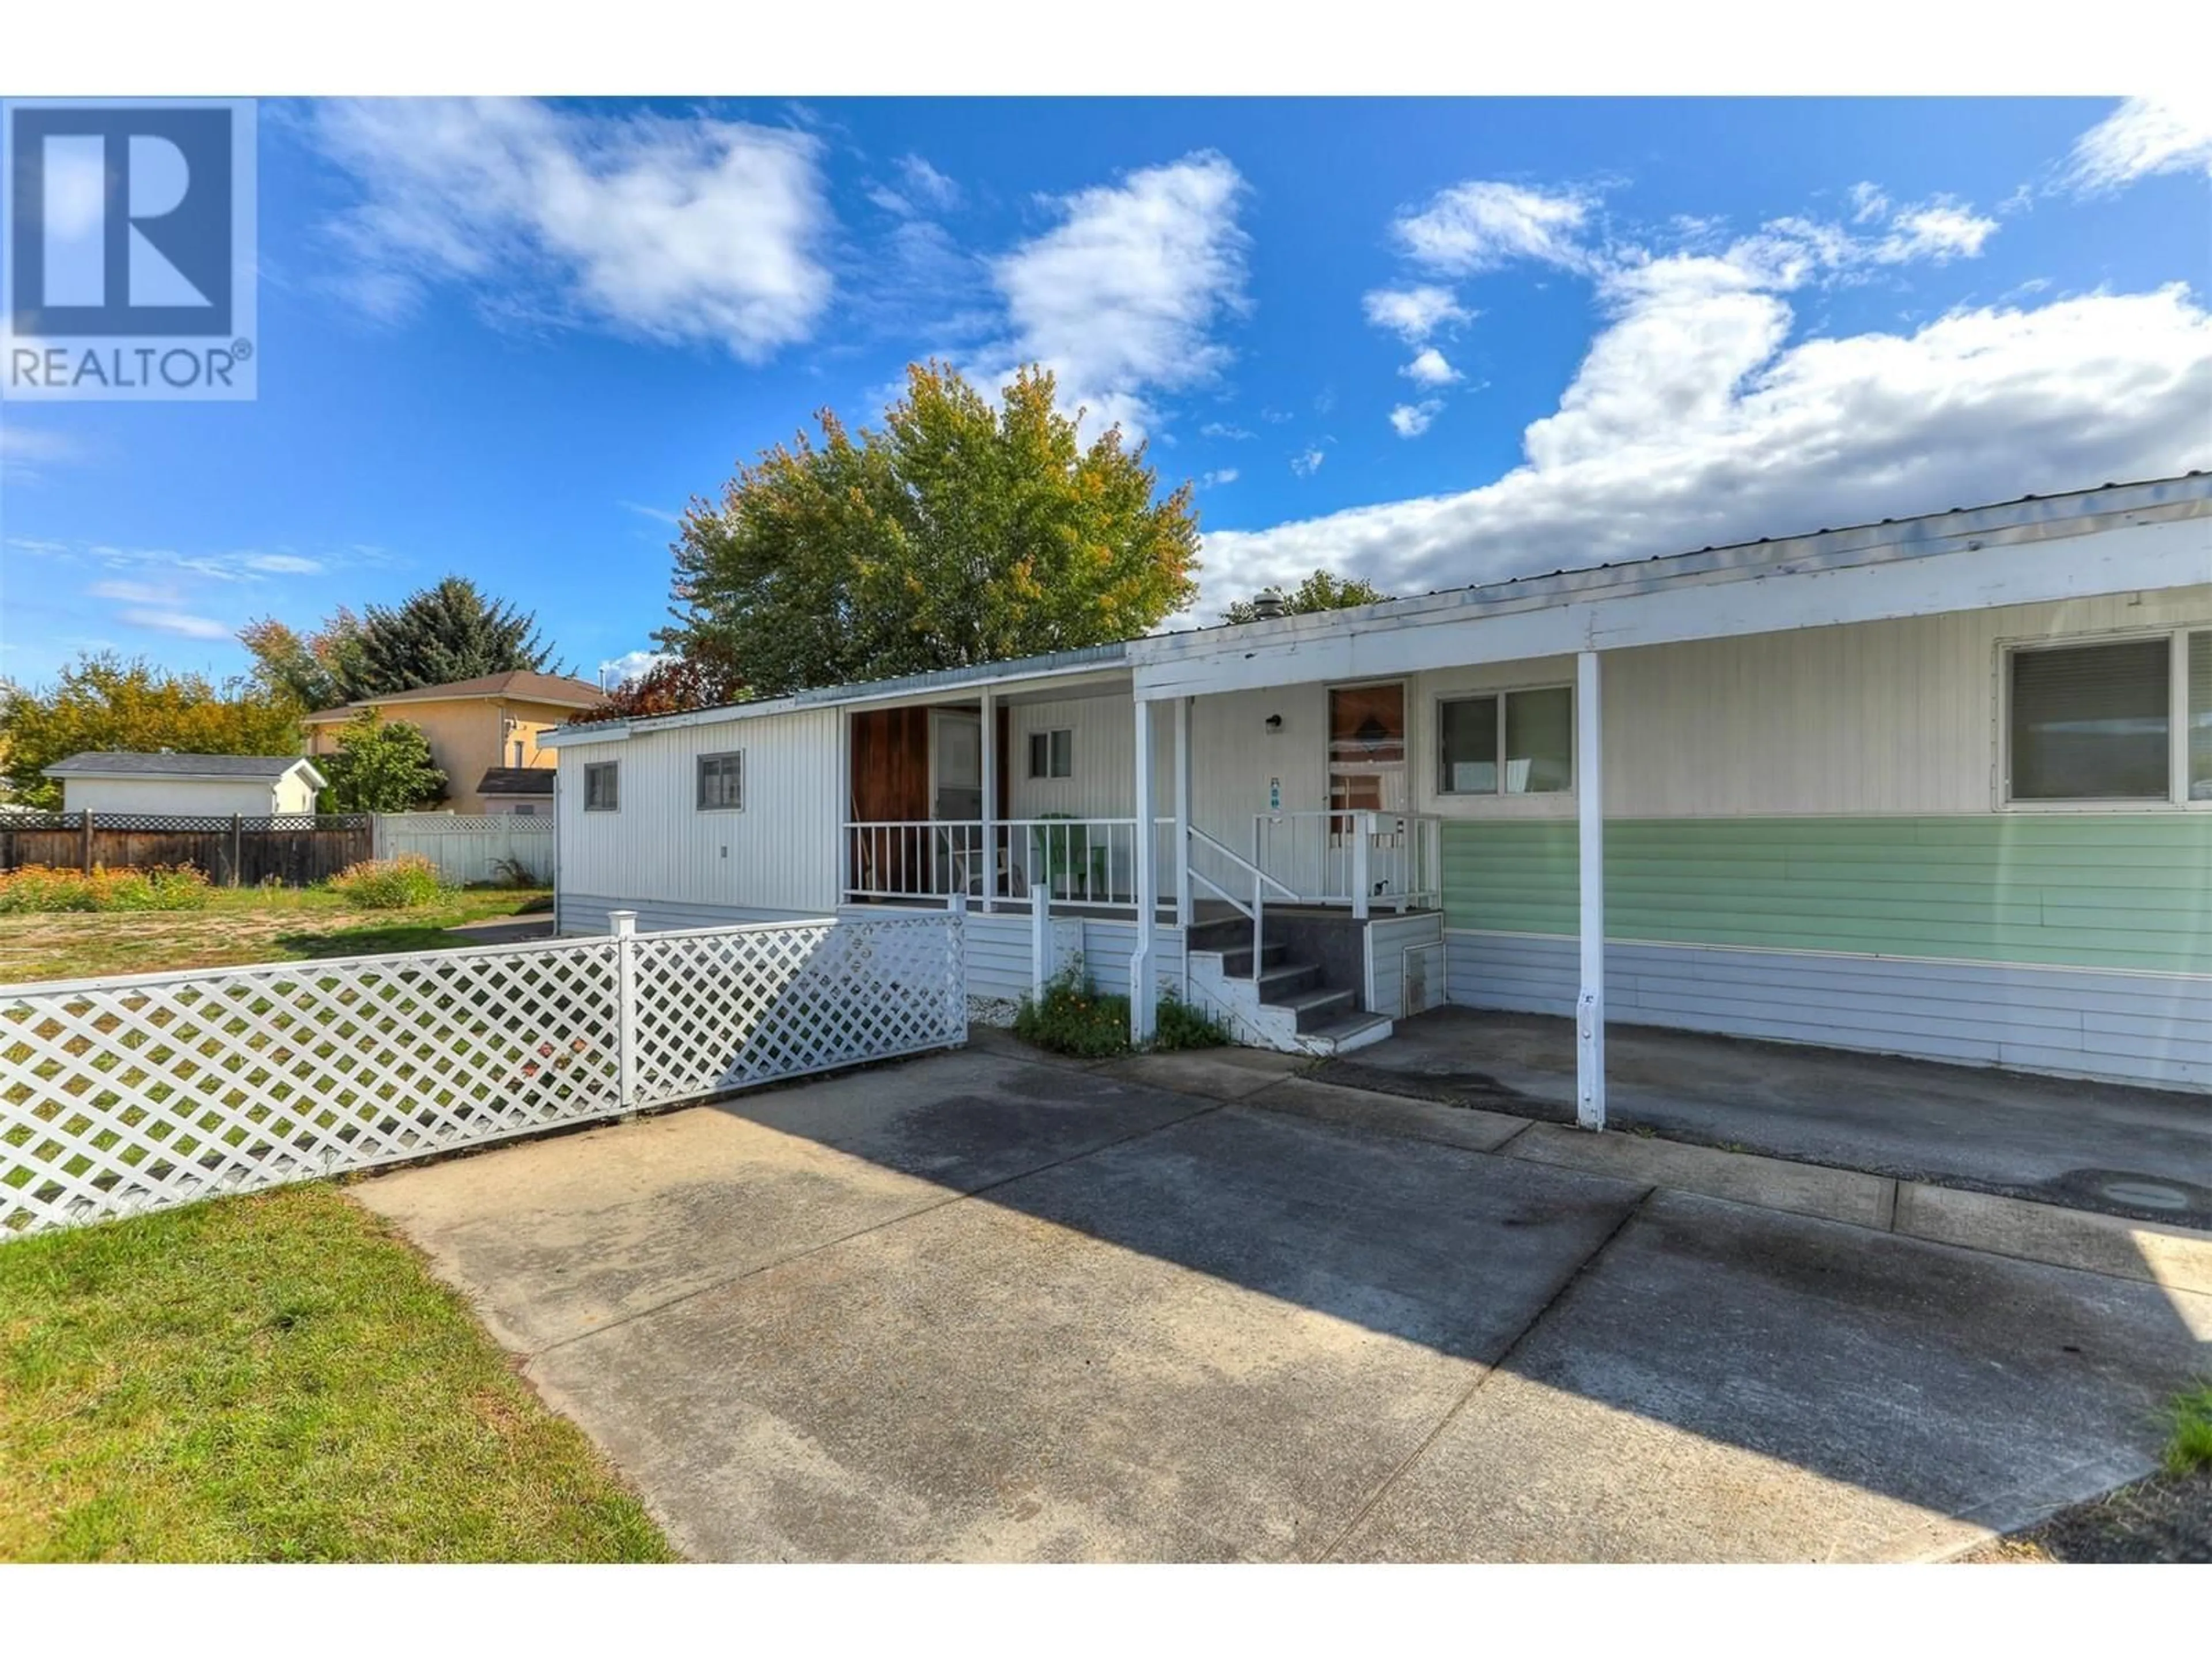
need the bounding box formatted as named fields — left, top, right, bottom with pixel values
left=844, top=817, right=1145, bottom=910
left=1251, top=810, right=1443, bottom=915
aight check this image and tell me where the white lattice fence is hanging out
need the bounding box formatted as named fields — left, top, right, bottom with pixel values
left=375, top=813, right=558, bottom=887
left=631, top=915, right=966, bottom=1106
left=1, top=912, right=964, bottom=1236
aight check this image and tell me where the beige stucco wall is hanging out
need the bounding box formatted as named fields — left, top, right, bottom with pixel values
left=304, top=696, right=572, bottom=813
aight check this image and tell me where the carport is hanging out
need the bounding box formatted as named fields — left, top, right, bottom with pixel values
left=1317, top=1007, right=2212, bottom=1228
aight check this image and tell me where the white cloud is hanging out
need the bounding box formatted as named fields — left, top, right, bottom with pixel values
left=1846, top=181, right=1890, bottom=224
left=980, top=151, right=1251, bottom=441
left=1392, top=180, right=1595, bottom=275
left=1290, top=448, right=1326, bottom=476
left=240, top=553, right=323, bottom=575
left=119, top=608, right=233, bottom=641
left=1388, top=400, right=1442, bottom=438
left=1401, top=347, right=1461, bottom=388
left=1197, top=284, right=2212, bottom=620
left=1873, top=201, right=1998, bottom=264
left=1362, top=284, right=1473, bottom=343
left=1200, top=468, right=1239, bottom=487
left=2066, top=96, right=2212, bottom=193
left=896, top=154, right=960, bottom=212
left=1200, top=421, right=1254, bottom=441
left=313, top=98, right=833, bottom=361
left=88, top=579, right=177, bottom=605
left=621, top=499, right=684, bottom=526
left=0, top=422, right=82, bottom=481
left=599, top=649, right=669, bottom=688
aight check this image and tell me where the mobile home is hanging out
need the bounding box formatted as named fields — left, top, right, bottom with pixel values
left=549, top=473, right=2212, bottom=1103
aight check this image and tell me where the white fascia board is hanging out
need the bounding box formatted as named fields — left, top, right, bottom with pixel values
left=540, top=664, right=1134, bottom=747
left=1133, top=515, right=2210, bottom=699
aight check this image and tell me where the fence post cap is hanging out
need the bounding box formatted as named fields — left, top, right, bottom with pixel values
left=610, top=910, right=637, bottom=937
left=948, top=890, right=967, bottom=916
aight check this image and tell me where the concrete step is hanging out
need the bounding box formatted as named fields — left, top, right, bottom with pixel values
left=1219, top=941, right=1289, bottom=979
left=1268, top=984, right=1359, bottom=1032
left=1254, top=962, right=1323, bottom=1001
left=1185, top=918, right=1254, bottom=955
left=1298, top=1011, right=1395, bottom=1054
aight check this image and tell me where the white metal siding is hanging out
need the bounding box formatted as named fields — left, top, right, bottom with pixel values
left=1366, top=910, right=1446, bottom=1019
left=1442, top=930, right=2212, bottom=1091
left=1410, top=585, right=2212, bottom=820
left=556, top=708, right=841, bottom=915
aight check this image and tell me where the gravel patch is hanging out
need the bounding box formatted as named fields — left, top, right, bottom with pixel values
left=965, top=994, right=1021, bottom=1030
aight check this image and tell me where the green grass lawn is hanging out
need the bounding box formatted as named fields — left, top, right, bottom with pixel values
left=0, top=885, right=552, bottom=984
left=0, top=1183, right=674, bottom=1562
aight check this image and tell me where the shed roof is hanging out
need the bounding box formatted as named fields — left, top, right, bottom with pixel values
left=476, top=767, right=555, bottom=796
left=43, top=752, right=326, bottom=786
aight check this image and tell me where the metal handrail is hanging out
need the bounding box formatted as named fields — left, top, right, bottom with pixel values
left=1189, top=823, right=1300, bottom=902
left=1185, top=823, right=1294, bottom=980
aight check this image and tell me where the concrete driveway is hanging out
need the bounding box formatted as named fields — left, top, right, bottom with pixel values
left=357, top=1039, right=2211, bottom=1562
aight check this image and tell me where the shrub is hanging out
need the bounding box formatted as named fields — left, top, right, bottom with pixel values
left=1153, top=989, right=1232, bottom=1051
left=328, top=853, right=446, bottom=910
left=1013, top=967, right=1132, bottom=1058
left=1010, top=972, right=1232, bottom=1057
left=0, top=863, right=211, bottom=914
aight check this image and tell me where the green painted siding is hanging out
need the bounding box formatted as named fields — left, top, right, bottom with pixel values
left=1440, top=815, right=2212, bottom=974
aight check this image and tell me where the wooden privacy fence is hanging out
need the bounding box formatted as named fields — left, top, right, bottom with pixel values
left=0, top=812, right=373, bottom=887
left=0, top=909, right=967, bottom=1236
left=373, top=813, right=556, bottom=886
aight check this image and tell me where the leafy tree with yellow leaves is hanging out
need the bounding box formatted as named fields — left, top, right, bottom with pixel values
left=658, top=363, right=1202, bottom=698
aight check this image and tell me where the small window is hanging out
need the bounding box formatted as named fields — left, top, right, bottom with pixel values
left=1438, top=687, right=1572, bottom=796
left=583, top=761, right=619, bottom=812
left=2009, top=639, right=2171, bottom=801
left=1027, top=728, right=1073, bottom=779
left=696, top=750, right=744, bottom=811
left=513, top=805, right=536, bottom=817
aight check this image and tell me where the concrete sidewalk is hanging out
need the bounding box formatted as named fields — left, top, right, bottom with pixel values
left=357, top=1039, right=2212, bottom=1562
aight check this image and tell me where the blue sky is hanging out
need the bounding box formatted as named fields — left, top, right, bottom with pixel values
left=1, top=94, right=2207, bottom=691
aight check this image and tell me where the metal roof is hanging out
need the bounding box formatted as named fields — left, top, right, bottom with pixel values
left=1132, top=470, right=2212, bottom=660
left=547, top=642, right=1131, bottom=745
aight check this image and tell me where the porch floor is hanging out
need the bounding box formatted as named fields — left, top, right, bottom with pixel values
left=1313, top=1008, right=2212, bottom=1228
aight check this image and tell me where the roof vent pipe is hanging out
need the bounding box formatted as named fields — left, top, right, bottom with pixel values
left=1249, top=586, right=1287, bottom=621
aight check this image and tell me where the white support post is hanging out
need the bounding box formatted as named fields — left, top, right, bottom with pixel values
left=611, top=910, right=639, bottom=1115
left=1031, top=882, right=1052, bottom=999
left=1173, top=696, right=1192, bottom=929
left=1575, top=650, right=1605, bottom=1131
left=1130, top=698, right=1158, bottom=1044
left=946, top=889, right=968, bottom=1032
left=1351, top=814, right=1372, bottom=921
left=979, top=688, right=998, bottom=912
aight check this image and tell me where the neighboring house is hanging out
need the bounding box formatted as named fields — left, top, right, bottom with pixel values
left=475, top=767, right=555, bottom=816
left=301, top=670, right=604, bottom=814
left=44, top=752, right=328, bottom=816
left=545, top=472, right=2212, bottom=1097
